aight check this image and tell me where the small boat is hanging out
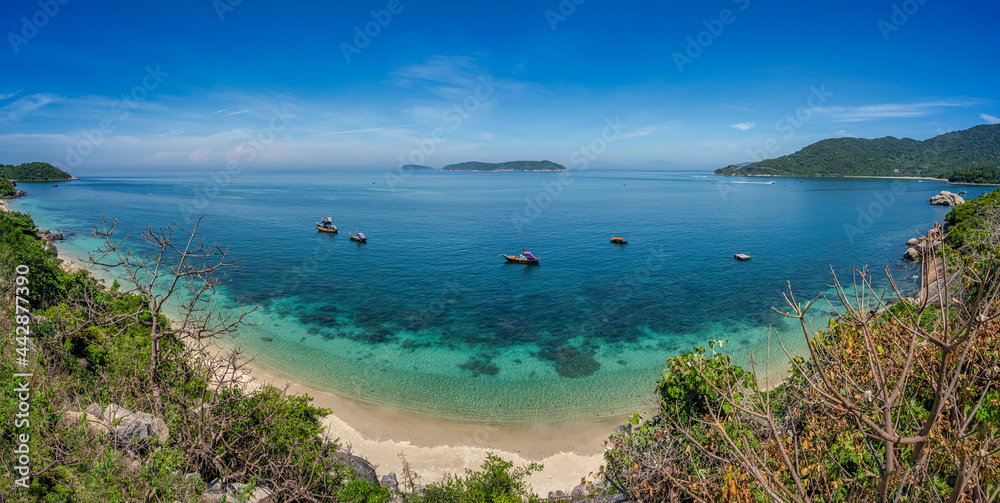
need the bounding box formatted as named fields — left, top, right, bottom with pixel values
left=769, top=181, right=776, bottom=184
left=958, top=191, right=968, bottom=196
left=316, top=223, right=338, bottom=233
left=52, top=184, right=58, bottom=187
left=610, top=236, right=628, bottom=244
left=503, top=253, right=539, bottom=264
left=734, top=253, right=751, bottom=261
left=350, top=232, right=367, bottom=243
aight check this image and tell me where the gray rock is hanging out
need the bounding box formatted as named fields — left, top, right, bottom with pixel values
left=202, top=479, right=274, bottom=502
left=380, top=472, right=398, bottom=491
left=906, top=237, right=920, bottom=246
left=48, top=232, right=64, bottom=241
left=333, top=451, right=378, bottom=484
left=85, top=403, right=104, bottom=420
left=413, top=485, right=426, bottom=496
left=549, top=492, right=557, bottom=501
left=903, top=247, right=921, bottom=261
left=556, top=490, right=568, bottom=499
left=612, top=424, right=632, bottom=436
left=571, top=485, right=587, bottom=501
left=104, top=403, right=169, bottom=444
left=930, top=191, right=965, bottom=206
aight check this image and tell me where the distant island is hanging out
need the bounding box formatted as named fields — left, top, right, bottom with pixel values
left=1, top=161, right=76, bottom=181
left=1, top=162, right=75, bottom=198
left=714, top=124, right=1000, bottom=184
left=442, top=160, right=569, bottom=172
left=400, top=164, right=435, bottom=172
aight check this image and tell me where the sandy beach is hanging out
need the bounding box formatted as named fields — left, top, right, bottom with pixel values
left=43, top=238, right=616, bottom=495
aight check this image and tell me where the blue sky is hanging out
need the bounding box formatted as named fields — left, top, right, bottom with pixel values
left=1, top=0, right=998, bottom=174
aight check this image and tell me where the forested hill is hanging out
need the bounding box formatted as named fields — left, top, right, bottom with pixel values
left=0, top=161, right=75, bottom=181
left=714, top=124, right=1000, bottom=178
left=442, top=160, right=568, bottom=171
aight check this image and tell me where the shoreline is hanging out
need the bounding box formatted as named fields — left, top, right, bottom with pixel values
left=5, top=196, right=820, bottom=495
left=38, top=231, right=613, bottom=495
left=713, top=172, right=1000, bottom=186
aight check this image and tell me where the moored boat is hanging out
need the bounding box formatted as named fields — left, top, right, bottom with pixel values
left=316, top=215, right=337, bottom=233
left=610, top=236, right=628, bottom=244
left=350, top=232, right=367, bottom=243
left=503, top=248, right=539, bottom=264
left=502, top=253, right=539, bottom=264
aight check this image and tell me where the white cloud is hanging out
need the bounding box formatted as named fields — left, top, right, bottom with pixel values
left=730, top=122, right=755, bottom=131
left=813, top=99, right=980, bottom=122
left=0, top=89, right=23, bottom=100
left=981, top=113, right=1000, bottom=124
left=0, top=93, right=61, bottom=122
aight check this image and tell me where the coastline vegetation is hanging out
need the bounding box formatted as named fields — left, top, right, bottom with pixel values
left=3, top=186, right=998, bottom=501
left=0, top=162, right=74, bottom=181
left=0, top=177, right=17, bottom=197
left=0, top=210, right=546, bottom=502
left=602, top=192, right=1000, bottom=501
left=947, top=162, right=1000, bottom=185
left=715, top=123, right=1000, bottom=181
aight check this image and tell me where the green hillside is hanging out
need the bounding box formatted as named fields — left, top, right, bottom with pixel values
left=715, top=124, right=1000, bottom=178
left=0, top=177, right=16, bottom=197
left=0, top=161, right=75, bottom=181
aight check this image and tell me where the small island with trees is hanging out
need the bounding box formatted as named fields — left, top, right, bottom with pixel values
left=714, top=123, right=1000, bottom=184
left=1, top=161, right=77, bottom=181
left=441, top=160, right=568, bottom=172
left=1, top=162, right=76, bottom=198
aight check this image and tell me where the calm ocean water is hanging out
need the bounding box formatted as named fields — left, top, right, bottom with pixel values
left=11, top=170, right=985, bottom=422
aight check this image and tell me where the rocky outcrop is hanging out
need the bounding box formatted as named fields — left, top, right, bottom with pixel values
left=104, top=404, right=170, bottom=444
left=903, top=236, right=943, bottom=261
left=202, top=479, right=275, bottom=503
left=332, top=450, right=379, bottom=484
left=380, top=472, right=398, bottom=491
left=930, top=191, right=965, bottom=206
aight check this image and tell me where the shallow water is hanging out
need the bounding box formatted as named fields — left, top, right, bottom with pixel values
left=12, top=170, right=980, bottom=422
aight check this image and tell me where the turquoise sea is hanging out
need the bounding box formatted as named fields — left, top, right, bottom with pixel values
left=10, top=170, right=987, bottom=423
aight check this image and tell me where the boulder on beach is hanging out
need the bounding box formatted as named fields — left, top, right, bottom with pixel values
left=904, top=247, right=921, bottom=261
left=930, top=191, right=965, bottom=206
left=906, top=237, right=921, bottom=246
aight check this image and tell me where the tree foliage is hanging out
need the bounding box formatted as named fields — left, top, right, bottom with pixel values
left=716, top=124, right=1000, bottom=178
left=0, top=161, right=73, bottom=181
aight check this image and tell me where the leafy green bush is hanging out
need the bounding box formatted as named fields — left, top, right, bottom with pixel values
left=657, top=341, right=754, bottom=420
left=338, top=479, right=392, bottom=503
left=417, top=453, right=542, bottom=503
